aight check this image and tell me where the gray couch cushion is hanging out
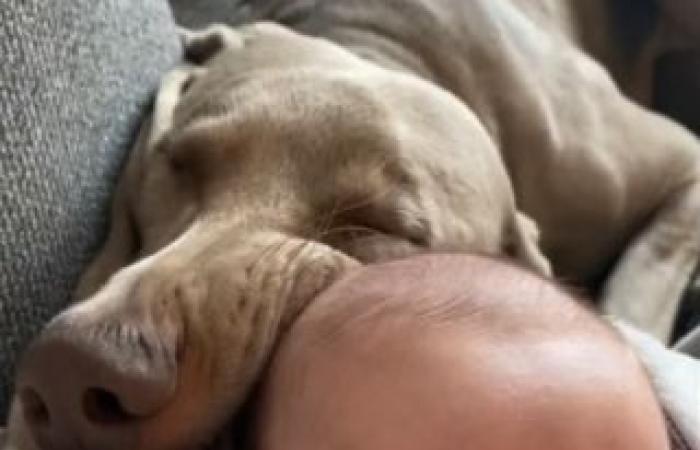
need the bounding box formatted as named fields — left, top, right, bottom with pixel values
left=0, top=0, right=180, bottom=420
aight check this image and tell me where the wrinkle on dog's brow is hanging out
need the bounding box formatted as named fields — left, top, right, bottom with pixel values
left=308, top=158, right=406, bottom=235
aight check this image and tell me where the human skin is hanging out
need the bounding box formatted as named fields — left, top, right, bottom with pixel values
left=252, top=254, right=670, bottom=450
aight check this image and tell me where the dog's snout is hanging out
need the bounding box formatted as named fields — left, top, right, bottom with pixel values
left=16, top=316, right=178, bottom=450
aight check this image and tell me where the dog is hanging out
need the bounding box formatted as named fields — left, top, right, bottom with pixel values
left=5, top=1, right=700, bottom=449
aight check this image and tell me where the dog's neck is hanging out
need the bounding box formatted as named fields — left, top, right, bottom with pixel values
left=247, top=0, right=439, bottom=79
left=247, top=0, right=660, bottom=105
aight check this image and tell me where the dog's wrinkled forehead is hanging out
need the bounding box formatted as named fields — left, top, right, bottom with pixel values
left=175, top=27, right=390, bottom=130
left=166, top=67, right=406, bottom=187
left=176, top=68, right=392, bottom=132
left=155, top=69, right=420, bottom=233
left=178, top=21, right=419, bottom=127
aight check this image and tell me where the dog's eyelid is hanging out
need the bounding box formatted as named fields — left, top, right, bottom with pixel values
left=339, top=203, right=429, bottom=248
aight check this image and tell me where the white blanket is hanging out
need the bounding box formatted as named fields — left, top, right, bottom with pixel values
left=616, top=323, right=700, bottom=450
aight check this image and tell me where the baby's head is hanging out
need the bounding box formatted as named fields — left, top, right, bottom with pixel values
left=252, top=254, right=670, bottom=450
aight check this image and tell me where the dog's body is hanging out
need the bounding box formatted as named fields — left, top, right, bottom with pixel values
left=6, top=1, right=700, bottom=449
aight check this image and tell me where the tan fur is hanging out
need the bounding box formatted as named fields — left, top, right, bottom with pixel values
left=6, top=2, right=700, bottom=449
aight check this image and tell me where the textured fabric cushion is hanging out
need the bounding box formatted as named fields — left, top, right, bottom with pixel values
left=0, top=0, right=180, bottom=420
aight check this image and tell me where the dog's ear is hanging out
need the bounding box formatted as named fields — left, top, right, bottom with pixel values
left=505, top=212, right=552, bottom=277
left=73, top=66, right=202, bottom=301
left=149, top=67, right=204, bottom=147
left=179, top=22, right=295, bottom=65
left=179, top=24, right=246, bottom=64
left=72, top=151, right=139, bottom=301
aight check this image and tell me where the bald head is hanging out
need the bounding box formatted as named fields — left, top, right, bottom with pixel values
left=253, top=254, right=669, bottom=450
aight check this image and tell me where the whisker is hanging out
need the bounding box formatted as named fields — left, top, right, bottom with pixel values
left=309, top=156, right=398, bottom=238
left=310, top=186, right=395, bottom=242
left=314, top=195, right=342, bottom=238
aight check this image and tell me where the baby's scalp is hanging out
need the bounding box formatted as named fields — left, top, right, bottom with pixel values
left=254, top=254, right=669, bottom=450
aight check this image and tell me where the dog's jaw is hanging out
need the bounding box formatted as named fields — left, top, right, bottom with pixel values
left=9, top=225, right=357, bottom=450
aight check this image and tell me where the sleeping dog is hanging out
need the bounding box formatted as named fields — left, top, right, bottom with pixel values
left=5, top=1, right=700, bottom=449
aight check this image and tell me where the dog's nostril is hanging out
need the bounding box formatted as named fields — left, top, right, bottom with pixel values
left=20, top=387, right=51, bottom=427
left=82, top=388, right=133, bottom=426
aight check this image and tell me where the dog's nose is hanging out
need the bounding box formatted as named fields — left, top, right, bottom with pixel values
left=15, top=315, right=178, bottom=450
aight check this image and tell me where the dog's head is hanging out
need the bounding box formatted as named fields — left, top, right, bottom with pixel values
left=167, top=23, right=545, bottom=265
left=5, top=23, right=548, bottom=450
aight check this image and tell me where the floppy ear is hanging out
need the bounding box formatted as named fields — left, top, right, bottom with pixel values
left=506, top=212, right=552, bottom=277
left=72, top=145, right=140, bottom=301
left=179, top=23, right=246, bottom=64
left=73, top=66, right=203, bottom=301
left=148, top=66, right=205, bottom=147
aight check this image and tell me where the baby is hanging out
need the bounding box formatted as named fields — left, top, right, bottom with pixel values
left=252, top=254, right=697, bottom=450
